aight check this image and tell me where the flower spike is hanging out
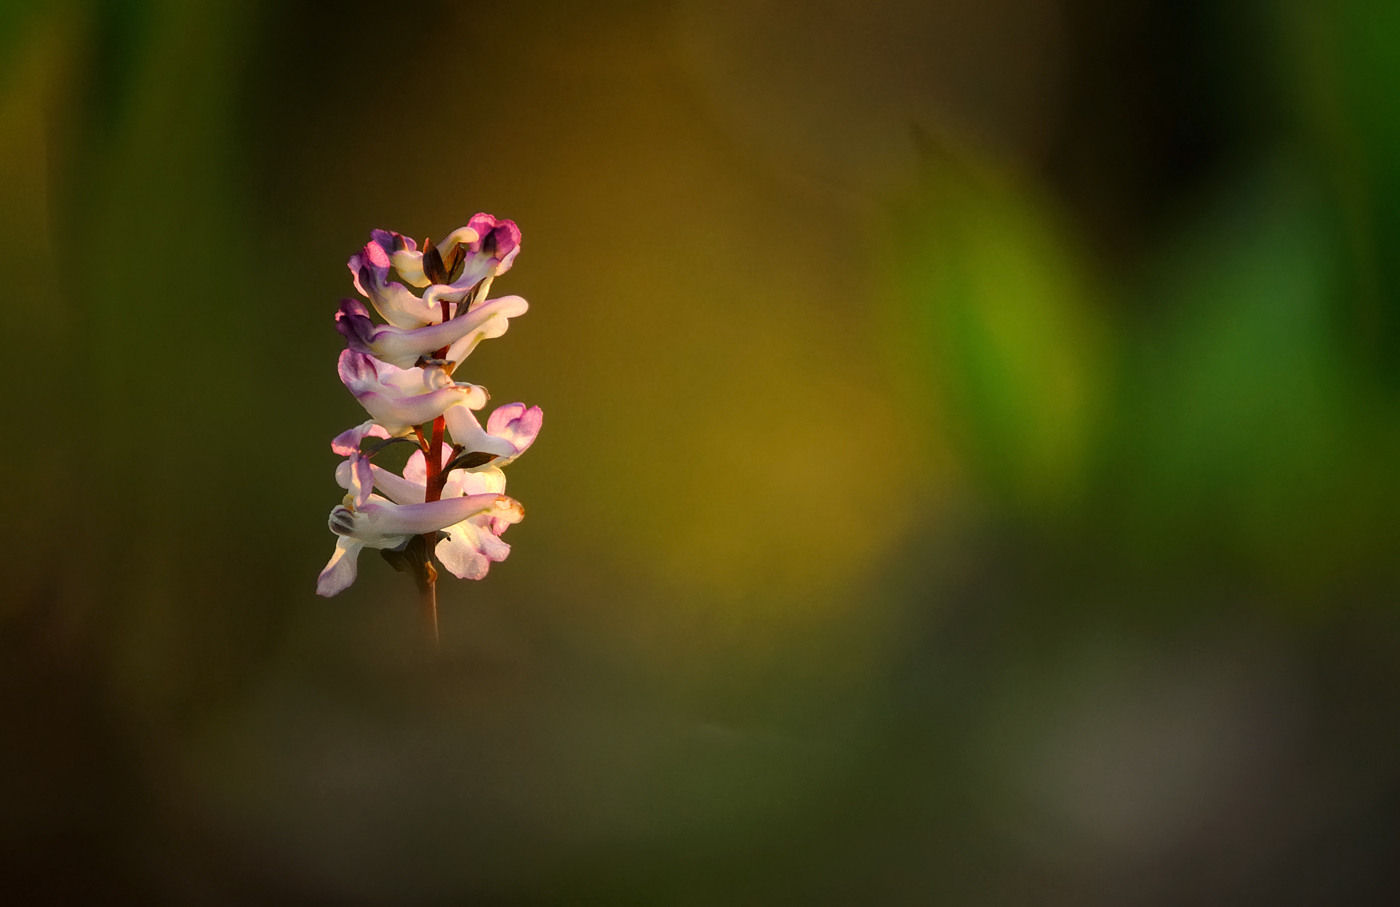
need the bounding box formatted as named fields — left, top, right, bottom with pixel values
left=320, top=212, right=540, bottom=633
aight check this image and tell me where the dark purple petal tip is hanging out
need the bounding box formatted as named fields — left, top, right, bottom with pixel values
left=334, top=297, right=378, bottom=349
left=467, top=213, right=521, bottom=258
left=337, top=348, right=379, bottom=392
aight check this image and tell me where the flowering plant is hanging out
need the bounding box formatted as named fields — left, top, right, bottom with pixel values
left=316, top=214, right=541, bottom=640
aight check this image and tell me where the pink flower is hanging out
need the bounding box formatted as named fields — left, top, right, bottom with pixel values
left=444, top=402, right=544, bottom=465
left=347, top=216, right=522, bottom=329
left=320, top=213, right=540, bottom=601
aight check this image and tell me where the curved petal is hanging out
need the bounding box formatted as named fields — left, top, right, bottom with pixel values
left=349, top=230, right=440, bottom=328
left=441, top=295, right=529, bottom=364
left=455, top=213, right=522, bottom=277
left=486, top=403, right=543, bottom=457
left=361, top=265, right=440, bottom=328
left=331, top=419, right=391, bottom=456
left=474, top=517, right=514, bottom=558
left=348, top=455, right=374, bottom=507
left=336, top=348, right=383, bottom=396
left=377, top=359, right=441, bottom=394
left=340, top=351, right=484, bottom=401
left=430, top=214, right=523, bottom=303
left=420, top=280, right=476, bottom=311
left=316, top=537, right=364, bottom=597
left=338, top=459, right=421, bottom=505
left=333, top=297, right=378, bottom=350
left=435, top=500, right=520, bottom=580
left=488, top=498, right=526, bottom=535
left=354, top=493, right=518, bottom=538
left=435, top=224, right=481, bottom=251
left=442, top=465, right=506, bottom=499
left=403, top=446, right=454, bottom=486
left=356, top=389, right=479, bottom=434
left=338, top=350, right=486, bottom=433
left=338, top=294, right=529, bottom=369
left=369, top=464, right=425, bottom=505
left=402, top=449, right=427, bottom=486
left=444, top=406, right=518, bottom=459
left=390, top=248, right=430, bottom=287
left=435, top=520, right=498, bottom=580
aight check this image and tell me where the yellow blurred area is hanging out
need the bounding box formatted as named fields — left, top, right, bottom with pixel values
left=265, top=4, right=933, bottom=647
left=1, top=12, right=76, bottom=620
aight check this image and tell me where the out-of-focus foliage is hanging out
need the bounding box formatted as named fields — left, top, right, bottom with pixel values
left=4, top=1, right=1400, bottom=904
left=894, top=154, right=1109, bottom=512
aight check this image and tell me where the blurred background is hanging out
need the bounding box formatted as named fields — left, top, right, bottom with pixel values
left=4, top=0, right=1400, bottom=903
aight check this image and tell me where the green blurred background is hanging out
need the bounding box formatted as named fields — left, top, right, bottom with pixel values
left=5, top=0, right=1400, bottom=903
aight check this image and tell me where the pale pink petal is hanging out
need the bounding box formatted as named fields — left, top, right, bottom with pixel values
left=331, top=420, right=391, bottom=456
left=338, top=350, right=486, bottom=434
left=369, top=465, right=424, bottom=505
left=444, top=406, right=517, bottom=459
left=349, top=230, right=440, bottom=328
left=486, top=403, right=543, bottom=456
left=336, top=295, right=529, bottom=370
left=328, top=495, right=520, bottom=550
left=316, top=537, right=363, bottom=597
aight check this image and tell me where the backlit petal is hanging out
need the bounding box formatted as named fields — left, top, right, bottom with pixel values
left=316, top=537, right=364, bottom=597
left=443, top=406, right=518, bottom=459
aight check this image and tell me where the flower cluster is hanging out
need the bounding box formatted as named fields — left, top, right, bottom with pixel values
left=317, top=214, right=541, bottom=600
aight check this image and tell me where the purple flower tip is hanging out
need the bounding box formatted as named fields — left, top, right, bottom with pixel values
left=487, top=403, right=544, bottom=454
left=337, top=348, right=379, bottom=394
left=334, top=298, right=377, bottom=350
left=466, top=213, right=522, bottom=273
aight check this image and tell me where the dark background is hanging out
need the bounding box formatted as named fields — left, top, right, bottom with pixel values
left=4, top=0, right=1400, bottom=903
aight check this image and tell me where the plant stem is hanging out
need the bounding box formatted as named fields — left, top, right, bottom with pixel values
left=418, top=413, right=448, bottom=647
left=418, top=560, right=439, bottom=647
left=412, top=299, right=457, bottom=647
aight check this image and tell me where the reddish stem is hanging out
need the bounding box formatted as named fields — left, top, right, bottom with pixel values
left=414, top=298, right=458, bottom=648
left=425, top=416, right=447, bottom=501
left=418, top=413, right=448, bottom=646
left=417, top=561, right=439, bottom=648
